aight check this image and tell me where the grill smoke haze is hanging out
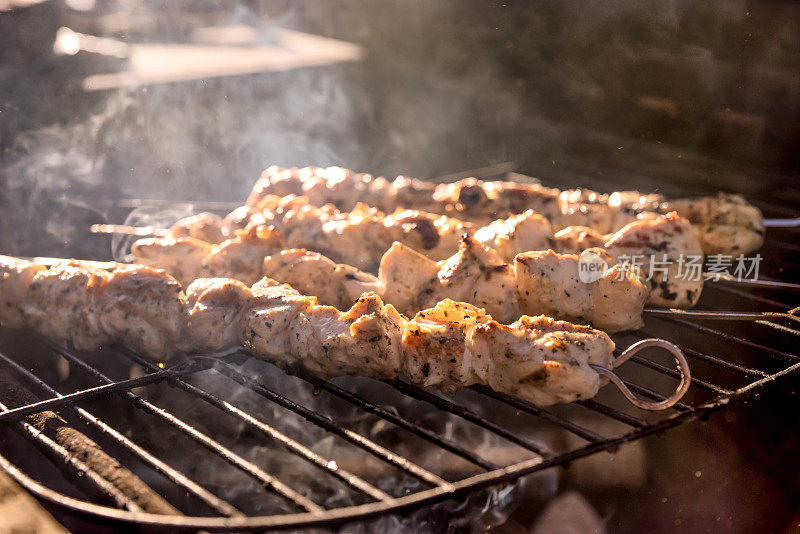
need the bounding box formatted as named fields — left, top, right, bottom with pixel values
left=2, top=1, right=798, bottom=257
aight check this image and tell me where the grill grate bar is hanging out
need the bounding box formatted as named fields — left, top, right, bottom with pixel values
left=0, top=350, right=242, bottom=517
left=119, top=349, right=393, bottom=503
left=387, top=379, right=553, bottom=458
left=212, top=360, right=450, bottom=488
left=469, top=386, right=605, bottom=443
left=0, top=366, right=185, bottom=424
left=576, top=399, right=647, bottom=428
left=637, top=330, right=769, bottom=377
left=301, top=373, right=499, bottom=471
left=628, top=355, right=732, bottom=395
left=755, top=320, right=800, bottom=337
left=709, top=283, right=793, bottom=309
left=48, top=343, right=323, bottom=513
left=660, top=317, right=800, bottom=362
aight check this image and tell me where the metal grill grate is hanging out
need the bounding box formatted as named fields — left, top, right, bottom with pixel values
left=0, top=204, right=798, bottom=531
left=0, top=288, right=797, bottom=530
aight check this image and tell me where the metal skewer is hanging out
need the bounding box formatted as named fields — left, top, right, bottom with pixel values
left=590, top=339, right=690, bottom=411
left=711, top=273, right=800, bottom=291
left=644, top=307, right=800, bottom=337
left=763, top=217, right=800, bottom=228
left=90, top=223, right=170, bottom=237
left=644, top=309, right=800, bottom=324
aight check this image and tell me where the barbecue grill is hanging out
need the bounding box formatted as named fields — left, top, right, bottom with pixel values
left=0, top=189, right=797, bottom=530
left=2, top=1, right=800, bottom=531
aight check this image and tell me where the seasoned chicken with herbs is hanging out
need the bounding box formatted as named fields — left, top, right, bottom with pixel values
left=136, top=207, right=700, bottom=318
left=262, top=236, right=650, bottom=333
left=1, top=256, right=185, bottom=360
left=241, top=282, right=616, bottom=404
left=0, top=254, right=617, bottom=406
left=243, top=165, right=763, bottom=254
left=664, top=193, right=765, bottom=255
left=136, top=196, right=477, bottom=274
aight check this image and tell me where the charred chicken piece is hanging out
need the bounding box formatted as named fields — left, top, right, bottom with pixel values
left=604, top=212, right=704, bottom=307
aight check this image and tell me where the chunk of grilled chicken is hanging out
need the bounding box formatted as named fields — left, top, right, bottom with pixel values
left=382, top=238, right=648, bottom=332
left=604, top=212, right=704, bottom=307
left=553, top=213, right=704, bottom=307
left=131, top=236, right=213, bottom=287
left=204, top=225, right=285, bottom=286
left=147, top=197, right=477, bottom=274
left=262, top=249, right=380, bottom=308
left=664, top=193, right=765, bottom=255
left=404, top=302, right=615, bottom=404
left=554, top=189, right=663, bottom=233
left=473, top=209, right=553, bottom=261
left=169, top=212, right=227, bottom=243
left=433, top=178, right=563, bottom=224
left=262, top=237, right=649, bottom=333
left=551, top=226, right=606, bottom=254
left=0, top=256, right=185, bottom=360
left=245, top=166, right=763, bottom=254
left=240, top=280, right=616, bottom=405
left=0, top=255, right=46, bottom=328
left=184, top=278, right=251, bottom=352
left=132, top=225, right=284, bottom=287
left=0, top=254, right=616, bottom=405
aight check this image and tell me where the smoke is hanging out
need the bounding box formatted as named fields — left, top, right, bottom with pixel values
left=3, top=0, right=799, bottom=258
left=0, top=0, right=535, bottom=261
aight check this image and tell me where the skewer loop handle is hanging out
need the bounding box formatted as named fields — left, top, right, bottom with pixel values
left=591, top=338, right=690, bottom=411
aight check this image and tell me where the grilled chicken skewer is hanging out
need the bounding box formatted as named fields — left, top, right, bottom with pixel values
left=133, top=196, right=478, bottom=275
left=263, top=239, right=649, bottom=332
left=0, top=256, right=185, bottom=360
left=259, top=212, right=703, bottom=330
left=131, top=205, right=702, bottom=317
left=0, top=254, right=620, bottom=406
left=246, top=166, right=765, bottom=255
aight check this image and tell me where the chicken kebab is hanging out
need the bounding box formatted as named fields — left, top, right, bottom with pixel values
left=0, top=254, right=620, bottom=406
left=262, top=240, right=649, bottom=333
left=130, top=202, right=702, bottom=329
left=132, top=195, right=478, bottom=277
left=260, top=212, right=703, bottom=334
left=132, top=187, right=703, bottom=287
left=246, top=165, right=765, bottom=255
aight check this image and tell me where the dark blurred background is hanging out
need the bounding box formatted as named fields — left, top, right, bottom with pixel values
left=1, top=0, right=799, bottom=259
left=0, top=1, right=798, bottom=532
